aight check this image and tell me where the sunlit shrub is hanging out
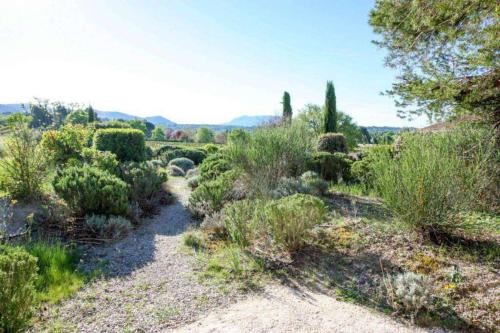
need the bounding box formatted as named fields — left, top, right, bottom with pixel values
left=167, top=165, right=185, bottom=177
left=168, top=157, right=195, bottom=173
left=40, top=125, right=85, bottom=163
left=317, top=133, right=348, bottom=154
left=85, top=214, right=133, bottom=239
left=306, top=152, right=352, bottom=183
left=81, top=147, right=120, bottom=176
left=120, top=161, right=167, bottom=201
left=93, top=128, right=145, bottom=162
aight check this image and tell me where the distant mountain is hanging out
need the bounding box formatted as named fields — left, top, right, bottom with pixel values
left=225, top=115, right=279, bottom=127
left=363, top=126, right=415, bottom=133
left=0, top=103, right=24, bottom=114
left=144, top=116, right=176, bottom=127
left=95, top=110, right=139, bottom=121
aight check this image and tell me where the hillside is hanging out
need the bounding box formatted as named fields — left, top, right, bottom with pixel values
left=225, top=115, right=279, bottom=127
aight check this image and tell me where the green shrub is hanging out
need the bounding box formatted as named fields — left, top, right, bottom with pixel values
left=228, top=128, right=249, bottom=145
left=351, top=145, right=393, bottom=190
left=203, top=143, right=219, bottom=154
left=271, top=177, right=308, bottom=199
left=307, top=152, right=352, bottom=182
left=93, top=128, right=145, bottom=162
left=372, top=127, right=496, bottom=240
left=25, top=242, right=83, bottom=304
left=195, top=127, right=215, bottom=143
left=198, top=152, right=231, bottom=183
left=182, top=230, right=207, bottom=250
left=227, top=123, right=314, bottom=196
left=168, top=157, right=195, bottom=172
left=263, top=194, right=326, bottom=252
left=223, top=200, right=262, bottom=247
left=186, top=168, right=199, bottom=178
left=187, top=175, right=200, bottom=189
left=53, top=165, right=129, bottom=216
left=120, top=161, right=167, bottom=200
left=40, top=125, right=85, bottom=163
left=85, top=215, right=133, bottom=239
left=168, top=165, right=185, bottom=177
left=81, top=147, right=120, bottom=176
left=0, top=245, right=38, bottom=333
left=189, top=170, right=239, bottom=217
left=0, top=122, right=47, bottom=200
left=302, top=177, right=329, bottom=196
left=317, top=133, right=348, bottom=154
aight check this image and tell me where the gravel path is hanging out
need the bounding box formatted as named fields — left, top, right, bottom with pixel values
left=43, top=177, right=237, bottom=332
left=171, top=284, right=441, bottom=333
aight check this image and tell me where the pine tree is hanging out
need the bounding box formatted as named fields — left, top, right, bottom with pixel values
left=323, top=81, right=337, bottom=133
left=86, top=105, right=96, bottom=123
left=282, top=91, right=292, bottom=124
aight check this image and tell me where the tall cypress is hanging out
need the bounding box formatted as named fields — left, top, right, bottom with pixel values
left=87, top=105, right=96, bottom=123
left=282, top=91, right=292, bottom=124
left=323, top=81, right=337, bottom=132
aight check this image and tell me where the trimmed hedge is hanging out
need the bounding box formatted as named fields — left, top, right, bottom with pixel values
left=317, top=133, right=348, bottom=154
left=159, top=147, right=206, bottom=165
left=168, top=157, right=195, bottom=172
left=93, top=128, right=145, bottom=162
left=307, top=152, right=352, bottom=182
left=0, top=245, right=38, bottom=333
left=53, top=165, right=129, bottom=216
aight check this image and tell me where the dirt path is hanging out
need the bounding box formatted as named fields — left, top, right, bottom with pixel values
left=42, top=178, right=236, bottom=332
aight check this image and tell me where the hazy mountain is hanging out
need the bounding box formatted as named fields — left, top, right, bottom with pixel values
left=363, top=126, right=415, bottom=133
left=225, top=115, right=279, bottom=127
left=0, top=103, right=24, bottom=114
left=144, top=116, right=176, bottom=127
left=95, top=110, right=139, bottom=121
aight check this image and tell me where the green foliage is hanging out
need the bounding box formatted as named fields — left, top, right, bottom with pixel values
left=307, top=152, right=352, bottom=183
left=317, top=133, right=348, bottom=153
left=29, top=100, right=53, bottom=128
left=120, top=161, right=167, bottom=200
left=168, top=165, right=185, bottom=177
left=189, top=170, right=239, bottom=217
left=127, top=119, right=147, bottom=134
left=159, top=147, right=206, bottom=165
left=93, top=128, right=145, bottom=162
left=203, top=143, right=219, bottom=154
left=168, top=157, right=195, bottom=173
left=187, top=175, right=200, bottom=189
left=263, top=194, right=326, bottom=252
left=151, top=126, right=165, bottom=141
left=0, top=244, right=38, bottom=333
left=53, top=165, right=129, bottom=216
left=24, top=242, right=83, bottom=304
left=227, top=128, right=249, bottom=145
left=195, top=127, right=215, bottom=143
left=81, top=148, right=120, bottom=176
left=351, top=145, right=393, bottom=190
left=85, top=215, right=133, bottom=239
left=65, top=110, right=88, bottom=126
left=323, top=81, right=337, bottom=133
left=282, top=91, right=292, bottom=124
left=86, top=106, right=97, bottom=123
left=227, top=122, right=314, bottom=196
left=0, top=119, right=47, bottom=200
left=40, top=125, right=85, bottom=163
left=224, top=199, right=264, bottom=247
left=369, top=0, right=499, bottom=123
left=371, top=127, right=497, bottom=239
left=198, top=152, right=231, bottom=183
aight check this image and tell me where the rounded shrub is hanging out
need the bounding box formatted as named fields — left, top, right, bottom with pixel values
left=203, top=143, right=219, bottom=154
left=317, top=133, right=348, bottom=154
left=198, top=152, right=231, bottom=183
left=81, top=147, right=120, bottom=176
left=263, top=194, right=326, bottom=252
left=40, top=125, right=85, bottom=163
left=85, top=215, right=133, bottom=239
left=303, top=177, right=329, bottom=196
left=93, top=128, right=145, bottom=162
left=120, top=161, right=168, bottom=200
left=156, top=146, right=206, bottom=165
left=186, top=168, right=199, bottom=178
left=187, top=175, right=200, bottom=189
left=307, top=152, right=352, bottom=182
left=223, top=199, right=263, bottom=247
left=0, top=244, right=38, bottom=333
left=168, top=157, right=195, bottom=173
left=53, top=165, right=129, bottom=216
left=167, top=165, right=185, bottom=177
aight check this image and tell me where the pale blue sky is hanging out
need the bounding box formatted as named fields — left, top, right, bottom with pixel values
left=0, top=0, right=427, bottom=126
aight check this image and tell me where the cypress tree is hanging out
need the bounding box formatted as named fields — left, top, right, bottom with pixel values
left=323, top=81, right=337, bottom=133
left=87, top=105, right=96, bottom=123
left=282, top=91, right=292, bottom=124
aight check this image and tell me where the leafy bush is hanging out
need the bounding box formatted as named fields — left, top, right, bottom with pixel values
left=195, top=127, right=215, bottom=143
left=25, top=242, right=83, bottom=304
left=227, top=123, right=314, bottom=196
left=351, top=145, right=393, bottom=191
left=85, top=215, right=133, bottom=239
left=53, top=165, right=129, bottom=216
left=187, top=175, right=200, bottom=189
left=0, top=121, right=47, bottom=200
left=93, top=128, right=145, bottom=162
left=120, top=161, right=168, bottom=200
left=307, top=152, right=352, bottom=183
left=263, top=194, right=326, bottom=252
left=40, top=125, right=85, bottom=163
left=317, top=133, right=348, bottom=154
left=371, top=127, right=497, bottom=240
left=157, top=146, right=206, bottom=165
left=270, top=177, right=308, bottom=199
left=302, top=177, right=329, bottom=196
left=390, top=272, right=433, bottom=318
left=167, top=165, right=185, bottom=177
left=228, top=128, right=249, bottom=145
left=198, top=152, right=231, bottom=183
left=0, top=245, right=38, bottom=333
left=182, top=230, right=207, bottom=250
left=168, top=157, right=195, bottom=173
left=223, top=199, right=263, bottom=247
left=203, top=143, right=219, bottom=154
left=300, top=170, right=320, bottom=181
left=189, top=170, right=240, bottom=217
left=81, top=147, right=120, bottom=176
left=186, top=168, right=199, bottom=178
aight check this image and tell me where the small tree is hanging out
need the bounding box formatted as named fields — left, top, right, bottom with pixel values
left=0, top=114, right=47, bottom=200
left=86, top=105, right=97, bottom=123
left=151, top=126, right=166, bottom=141
left=195, top=127, right=214, bottom=143
left=323, top=81, right=337, bottom=133
left=282, top=91, right=292, bottom=124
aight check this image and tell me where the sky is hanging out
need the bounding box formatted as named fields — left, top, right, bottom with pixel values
left=0, top=0, right=428, bottom=127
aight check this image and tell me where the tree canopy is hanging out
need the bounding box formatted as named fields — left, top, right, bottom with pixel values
left=370, top=0, right=499, bottom=125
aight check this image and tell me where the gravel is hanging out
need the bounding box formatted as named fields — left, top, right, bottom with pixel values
left=40, top=177, right=237, bottom=332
